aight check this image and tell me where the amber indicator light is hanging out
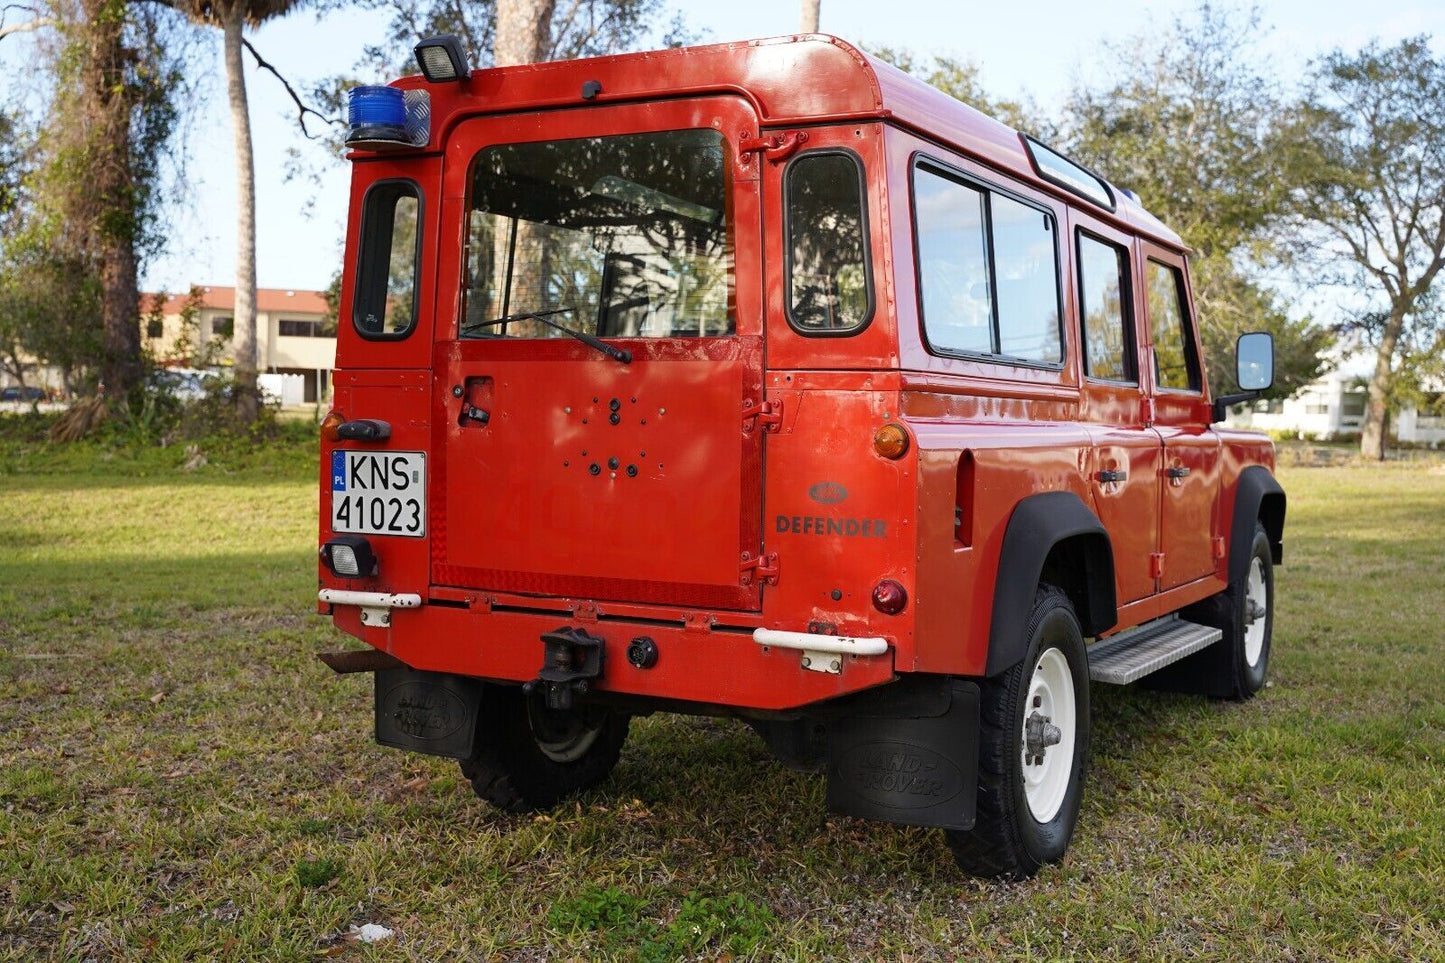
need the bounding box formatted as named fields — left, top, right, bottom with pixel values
left=873, top=423, right=910, bottom=459
left=872, top=579, right=908, bottom=615
left=320, top=409, right=346, bottom=442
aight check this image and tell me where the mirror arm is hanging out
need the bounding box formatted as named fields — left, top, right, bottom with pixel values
left=1211, top=390, right=1260, bottom=424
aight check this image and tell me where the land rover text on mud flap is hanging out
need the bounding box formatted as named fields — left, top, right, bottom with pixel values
left=316, top=34, right=1286, bottom=878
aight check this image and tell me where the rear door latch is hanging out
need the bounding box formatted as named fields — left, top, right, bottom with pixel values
left=740, top=551, right=780, bottom=586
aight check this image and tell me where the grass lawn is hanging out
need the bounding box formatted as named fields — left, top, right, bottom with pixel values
left=2, top=431, right=1443, bottom=960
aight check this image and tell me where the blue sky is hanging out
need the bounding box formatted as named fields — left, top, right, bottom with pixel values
left=5, top=0, right=1444, bottom=295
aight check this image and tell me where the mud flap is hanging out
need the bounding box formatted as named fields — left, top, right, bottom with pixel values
left=374, top=668, right=482, bottom=760
left=825, top=679, right=980, bottom=831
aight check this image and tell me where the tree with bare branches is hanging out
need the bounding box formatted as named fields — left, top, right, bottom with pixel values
left=1282, top=37, right=1445, bottom=459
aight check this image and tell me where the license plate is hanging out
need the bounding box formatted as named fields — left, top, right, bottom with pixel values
left=330, top=450, right=426, bottom=537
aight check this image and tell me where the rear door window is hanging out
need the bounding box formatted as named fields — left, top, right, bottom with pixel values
left=1076, top=232, right=1134, bottom=382
left=913, top=161, right=1062, bottom=365
left=462, top=128, right=734, bottom=339
left=786, top=151, right=872, bottom=334
left=1146, top=260, right=1200, bottom=392
left=353, top=180, right=421, bottom=339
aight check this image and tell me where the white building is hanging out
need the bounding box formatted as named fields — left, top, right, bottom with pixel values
left=1227, top=355, right=1444, bottom=445
left=145, top=286, right=335, bottom=403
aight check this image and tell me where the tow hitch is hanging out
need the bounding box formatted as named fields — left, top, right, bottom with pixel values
left=524, top=627, right=606, bottom=711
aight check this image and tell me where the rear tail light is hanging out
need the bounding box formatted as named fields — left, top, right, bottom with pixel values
left=872, top=579, right=908, bottom=615
left=321, top=536, right=377, bottom=578
left=321, top=409, right=345, bottom=442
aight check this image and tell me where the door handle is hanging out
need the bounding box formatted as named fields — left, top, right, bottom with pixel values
left=459, top=404, right=490, bottom=426
left=1167, top=466, right=1191, bottom=479
left=1096, top=469, right=1127, bottom=484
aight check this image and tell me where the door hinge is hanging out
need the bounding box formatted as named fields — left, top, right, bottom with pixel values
left=740, top=551, right=780, bottom=586
left=1212, top=536, right=1227, bottom=560
left=742, top=399, right=784, bottom=433
left=683, top=612, right=715, bottom=633
left=1149, top=552, right=1165, bottom=580
left=739, top=130, right=809, bottom=164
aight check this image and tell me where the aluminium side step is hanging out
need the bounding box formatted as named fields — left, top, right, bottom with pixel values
left=1087, top=615, right=1222, bottom=685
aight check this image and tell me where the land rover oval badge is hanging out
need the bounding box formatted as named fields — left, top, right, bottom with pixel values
left=837, top=740, right=966, bottom=811
left=808, top=481, right=848, bottom=504
left=384, top=680, right=466, bottom=741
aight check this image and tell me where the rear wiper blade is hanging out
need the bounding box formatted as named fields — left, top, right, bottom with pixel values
left=460, top=308, right=631, bottom=364
left=461, top=306, right=574, bottom=332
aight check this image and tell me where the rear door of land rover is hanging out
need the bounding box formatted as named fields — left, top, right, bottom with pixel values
left=429, top=98, right=766, bottom=611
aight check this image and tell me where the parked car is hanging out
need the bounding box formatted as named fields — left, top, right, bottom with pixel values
left=0, top=385, right=46, bottom=402
left=147, top=368, right=213, bottom=402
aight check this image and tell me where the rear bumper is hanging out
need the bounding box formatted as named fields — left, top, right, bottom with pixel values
left=327, top=598, right=897, bottom=711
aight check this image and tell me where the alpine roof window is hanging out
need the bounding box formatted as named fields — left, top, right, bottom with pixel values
left=1146, top=259, right=1201, bottom=392
left=352, top=179, right=421, bottom=339
left=1022, top=137, right=1115, bottom=212
left=913, top=160, right=1063, bottom=366
left=1076, top=232, right=1135, bottom=383
left=786, top=150, right=872, bottom=334
left=461, top=129, right=734, bottom=340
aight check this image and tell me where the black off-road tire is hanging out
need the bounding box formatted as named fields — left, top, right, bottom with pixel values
left=946, top=585, right=1091, bottom=879
left=458, top=684, right=629, bottom=812
left=1146, top=522, right=1274, bottom=701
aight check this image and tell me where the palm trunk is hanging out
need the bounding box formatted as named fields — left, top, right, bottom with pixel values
left=799, top=0, right=820, bottom=33
left=1359, top=308, right=1404, bottom=461
left=223, top=5, right=259, bottom=422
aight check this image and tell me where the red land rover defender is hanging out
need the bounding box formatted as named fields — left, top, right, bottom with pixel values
left=317, top=34, right=1286, bottom=878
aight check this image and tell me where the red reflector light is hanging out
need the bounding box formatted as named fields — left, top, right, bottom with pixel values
left=872, top=579, right=908, bottom=615
left=320, top=409, right=345, bottom=442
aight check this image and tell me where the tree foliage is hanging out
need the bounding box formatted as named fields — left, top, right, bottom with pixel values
left=0, top=107, right=27, bottom=231
left=1280, top=37, right=1445, bottom=457
left=1058, top=3, right=1331, bottom=398
left=0, top=247, right=102, bottom=392
left=872, top=5, right=1334, bottom=400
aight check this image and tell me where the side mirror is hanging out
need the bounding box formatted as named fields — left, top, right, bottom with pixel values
left=1211, top=331, right=1275, bottom=424
left=1236, top=332, right=1274, bottom=392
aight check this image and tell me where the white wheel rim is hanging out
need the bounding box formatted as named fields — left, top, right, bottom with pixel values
left=1244, top=556, right=1268, bottom=667
left=1021, top=647, right=1076, bottom=823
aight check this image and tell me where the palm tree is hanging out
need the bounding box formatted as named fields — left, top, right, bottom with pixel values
left=494, top=0, right=555, bottom=66
left=800, top=0, right=819, bottom=32
left=174, top=0, right=300, bottom=422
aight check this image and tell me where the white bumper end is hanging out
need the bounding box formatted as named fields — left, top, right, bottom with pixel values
left=751, top=628, right=890, bottom=674
left=318, top=589, right=422, bottom=627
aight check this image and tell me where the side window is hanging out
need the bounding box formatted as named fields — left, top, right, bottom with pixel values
left=786, top=151, right=872, bottom=334
left=913, top=162, right=1063, bottom=365
left=353, top=180, right=421, bottom=339
left=1146, top=260, right=1199, bottom=392
left=1076, top=233, right=1134, bottom=382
